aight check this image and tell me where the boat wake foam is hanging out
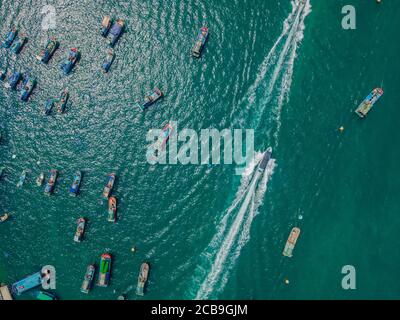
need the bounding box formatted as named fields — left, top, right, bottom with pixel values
left=233, top=0, right=311, bottom=147
left=192, top=155, right=276, bottom=300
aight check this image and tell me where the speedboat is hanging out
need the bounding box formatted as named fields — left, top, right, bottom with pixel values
left=153, top=123, right=173, bottom=156
left=37, top=291, right=57, bottom=300
left=36, top=172, right=45, bottom=186
left=74, top=218, right=86, bottom=242
left=36, top=37, right=59, bottom=64
left=355, top=88, right=384, bottom=118
left=6, top=71, right=21, bottom=90
left=20, top=75, right=36, bottom=101
left=137, top=88, right=163, bottom=110
left=60, top=48, right=79, bottom=75
left=0, top=213, right=9, bottom=223
left=109, top=19, right=124, bottom=47
left=44, top=169, right=58, bottom=195
left=69, top=171, right=82, bottom=196
left=136, top=262, right=150, bottom=296
left=102, top=173, right=115, bottom=199
left=258, top=147, right=272, bottom=173
left=108, top=196, right=117, bottom=222
left=55, top=89, right=69, bottom=113
left=10, top=36, right=27, bottom=54
left=101, top=16, right=112, bottom=37
left=283, top=227, right=301, bottom=258
left=16, top=170, right=27, bottom=188
left=44, top=98, right=54, bottom=115
left=97, top=253, right=112, bottom=287
left=81, top=265, right=96, bottom=294
left=102, top=49, right=115, bottom=73
left=192, top=26, right=209, bottom=58
left=2, top=27, right=17, bottom=48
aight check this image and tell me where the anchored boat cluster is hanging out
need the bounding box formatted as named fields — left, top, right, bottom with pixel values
left=0, top=18, right=210, bottom=300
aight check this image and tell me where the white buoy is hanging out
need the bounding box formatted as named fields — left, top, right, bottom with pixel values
left=298, top=215, right=303, bottom=220
left=12, top=154, right=16, bottom=159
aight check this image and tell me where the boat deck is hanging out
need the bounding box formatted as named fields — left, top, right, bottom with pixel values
left=0, top=285, right=13, bottom=300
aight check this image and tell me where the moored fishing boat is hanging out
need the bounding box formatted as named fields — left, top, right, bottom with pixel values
left=152, top=123, right=173, bottom=156
left=60, top=48, right=79, bottom=75
left=102, top=173, right=115, bottom=199
left=44, top=98, right=54, bottom=115
left=97, top=253, right=112, bottom=287
left=36, top=172, right=45, bottom=186
left=20, top=75, right=36, bottom=101
left=109, top=19, right=124, bottom=47
left=2, top=27, right=17, bottom=48
left=10, top=36, right=27, bottom=54
left=283, top=227, right=301, bottom=258
left=137, top=88, right=163, bottom=110
left=37, top=291, right=57, bottom=300
left=101, top=16, right=112, bottom=37
left=192, top=26, right=209, bottom=58
left=69, top=171, right=82, bottom=196
left=136, top=262, right=150, bottom=296
left=108, top=196, right=117, bottom=222
left=355, top=88, right=384, bottom=118
left=0, top=213, right=9, bottom=223
left=102, top=49, right=115, bottom=73
left=55, top=89, right=69, bottom=113
left=74, top=217, right=86, bottom=242
left=11, top=271, right=42, bottom=295
left=81, top=265, right=96, bottom=294
left=0, top=166, right=5, bottom=179
left=44, top=169, right=58, bottom=195
left=6, top=71, right=21, bottom=90
left=16, top=170, right=27, bottom=188
left=36, top=37, right=59, bottom=64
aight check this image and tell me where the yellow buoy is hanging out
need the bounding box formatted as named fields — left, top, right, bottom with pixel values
left=131, top=246, right=136, bottom=253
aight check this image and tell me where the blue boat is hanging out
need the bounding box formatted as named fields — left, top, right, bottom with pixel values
left=10, top=36, right=27, bottom=54
left=11, top=271, right=42, bottom=295
left=36, top=37, right=59, bottom=64
left=69, top=171, right=82, bottom=196
left=102, top=173, right=116, bottom=199
left=20, top=75, right=36, bottom=101
left=355, top=88, right=384, bottom=118
left=101, top=16, right=112, bottom=37
left=192, top=26, right=209, bottom=58
left=136, top=88, right=163, bottom=110
left=37, top=291, right=57, bottom=300
left=55, top=89, right=69, bottom=114
left=44, top=99, right=54, bottom=115
left=109, top=19, right=124, bottom=47
left=44, top=169, right=58, bottom=195
left=2, top=27, right=17, bottom=48
left=102, top=49, right=115, bottom=73
left=60, top=48, right=79, bottom=75
left=7, top=71, right=21, bottom=90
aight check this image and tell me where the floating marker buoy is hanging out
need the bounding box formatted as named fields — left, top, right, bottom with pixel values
left=37, top=161, right=41, bottom=165
left=298, top=215, right=303, bottom=220
left=131, top=246, right=136, bottom=253
left=339, top=126, right=344, bottom=133
left=285, top=278, right=290, bottom=285
left=376, top=0, right=381, bottom=4
left=12, top=154, right=16, bottom=159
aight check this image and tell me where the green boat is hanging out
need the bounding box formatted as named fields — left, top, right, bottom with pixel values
left=37, top=291, right=57, bottom=300
left=97, top=253, right=112, bottom=287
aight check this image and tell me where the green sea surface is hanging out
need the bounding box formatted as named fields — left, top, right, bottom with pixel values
left=1, top=0, right=399, bottom=300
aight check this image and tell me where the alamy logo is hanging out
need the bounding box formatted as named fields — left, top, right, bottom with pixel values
left=41, top=5, right=56, bottom=30
left=41, top=265, right=56, bottom=289
left=146, top=121, right=254, bottom=175
left=342, top=5, right=356, bottom=30
left=341, top=265, right=356, bottom=290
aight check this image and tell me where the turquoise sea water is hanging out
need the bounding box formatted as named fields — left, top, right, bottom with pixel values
left=1, top=0, right=399, bottom=300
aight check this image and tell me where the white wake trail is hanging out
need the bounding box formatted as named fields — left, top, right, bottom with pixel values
left=195, top=159, right=276, bottom=300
